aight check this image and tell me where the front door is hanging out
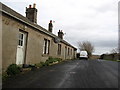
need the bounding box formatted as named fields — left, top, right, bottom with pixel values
left=16, top=31, right=27, bottom=65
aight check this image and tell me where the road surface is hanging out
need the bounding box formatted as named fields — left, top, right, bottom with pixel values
left=3, top=59, right=119, bottom=88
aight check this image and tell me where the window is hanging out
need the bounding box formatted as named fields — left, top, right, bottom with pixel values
left=58, top=44, right=61, bottom=55
left=71, top=49, right=72, bottom=55
left=46, top=40, right=50, bottom=54
left=65, top=46, right=67, bottom=58
left=43, top=39, right=50, bottom=54
left=18, top=33, right=24, bottom=46
left=68, top=48, right=70, bottom=56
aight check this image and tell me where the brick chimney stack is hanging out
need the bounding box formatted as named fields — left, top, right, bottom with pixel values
left=26, top=3, right=37, bottom=23
left=48, top=20, right=53, bottom=32
left=58, top=30, right=64, bottom=39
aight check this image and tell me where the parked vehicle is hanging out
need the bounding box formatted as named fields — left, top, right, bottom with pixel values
left=79, top=51, right=88, bottom=60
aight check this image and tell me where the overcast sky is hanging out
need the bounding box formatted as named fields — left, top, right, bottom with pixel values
left=1, top=0, right=119, bottom=55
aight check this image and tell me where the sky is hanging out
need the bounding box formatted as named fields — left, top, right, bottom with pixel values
left=1, top=0, right=119, bottom=55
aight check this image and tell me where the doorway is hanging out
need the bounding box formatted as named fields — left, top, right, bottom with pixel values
left=16, top=31, right=27, bottom=65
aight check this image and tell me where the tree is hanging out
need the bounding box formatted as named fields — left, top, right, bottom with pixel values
left=110, top=48, right=118, bottom=54
left=78, top=41, right=95, bottom=58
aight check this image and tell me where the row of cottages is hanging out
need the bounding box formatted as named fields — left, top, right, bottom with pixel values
left=1, top=3, right=77, bottom=71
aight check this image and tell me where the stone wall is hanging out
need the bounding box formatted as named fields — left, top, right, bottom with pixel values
left=2, top=14, right=76, bottom=71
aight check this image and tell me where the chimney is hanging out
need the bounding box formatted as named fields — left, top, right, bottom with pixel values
left=48, top=20, right=53, bottom=32
left=58, top=30, right=64, bottom=39
left=26, top=3, right=37, bottom=23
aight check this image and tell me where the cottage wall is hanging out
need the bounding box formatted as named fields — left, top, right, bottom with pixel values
left=2, top=14, right=77, bottom=71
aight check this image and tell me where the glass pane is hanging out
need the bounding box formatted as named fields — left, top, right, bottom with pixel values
left=21, top=40, right=23, bottom=46
left=19, top=33, right=21, bottom=39
left=18, top=40, right=21, bottom=46
left=21, top=34, right=23, bottom=39
left=43, top=40, right=45, bottom=54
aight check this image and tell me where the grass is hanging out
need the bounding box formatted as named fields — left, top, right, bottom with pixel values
left=117, top=60, right=120, bottom=62
left=101, top=59, right=119, bottom=62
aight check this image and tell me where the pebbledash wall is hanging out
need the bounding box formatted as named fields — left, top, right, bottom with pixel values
left=1, top=3, right=77, bottom=71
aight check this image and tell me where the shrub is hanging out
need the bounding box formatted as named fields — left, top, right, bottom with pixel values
left=6, top=64, right=21, bottom=76
left=35, top=57, right=62, bottom=68
left=38, top=62, right=46, bottom=66
left=35, top=63, right=42, bottom=68
left=35, top=62, right=48, bottom=67
left=43, top=61, right=49, bottom=66
left=45, top=57, right=62, bottom=65
left=2, top=72, right=8, bottom=81
left=117, top=60, right=120, bottom=62
left=40, top=62, right=45, bottom=66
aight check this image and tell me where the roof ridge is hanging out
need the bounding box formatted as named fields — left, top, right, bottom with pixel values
left=1, top=2, right=77, bottom=49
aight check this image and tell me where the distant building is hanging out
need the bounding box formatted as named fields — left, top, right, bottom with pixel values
left=1, top=3, right=77, bottom=71
left=100, top=53, right=118, bottom=60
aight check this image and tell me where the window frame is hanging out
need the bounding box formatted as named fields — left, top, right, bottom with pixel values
left=68, top=48, right=70, bottom=56
left=18, top=33, right=24, bottom=47
left=46, top=40, right=50, bottom=54
left=43, top=39, right=50, bottom=55
left=58, top=44, right=62, bottom=55
left=71, top=49, right=72, bottom=55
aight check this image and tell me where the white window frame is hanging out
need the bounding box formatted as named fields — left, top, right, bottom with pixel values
left=18, top=33, right=24, bottom=47
left=43, top=39, right=50, bottom=54
left=46, top=40, right=50, bottom=54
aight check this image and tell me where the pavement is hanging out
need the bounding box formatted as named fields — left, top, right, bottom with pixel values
left=2, top=59, right=119, bottom=88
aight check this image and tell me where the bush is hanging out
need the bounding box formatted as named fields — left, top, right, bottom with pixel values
left=2, top=72, right=8, bottom=81
left=6, top=64, right=21, bottom=76
left=45, top=57, right=62, bottom=65
left=43, top=61, right=49, bottom=66
left=35, top=63, right=42, bottom=68
left=38, top=62, right=48, bottom=66
left=40, top=62, right=45, bottom=66
left=35, top=62, right=48, bottom=67
left=35, top=57, right=62, bottom=68
left=117, top=60, right=120, bottom=62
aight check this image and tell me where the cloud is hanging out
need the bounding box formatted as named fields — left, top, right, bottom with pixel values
left=1, top=0, right=119, bottom=55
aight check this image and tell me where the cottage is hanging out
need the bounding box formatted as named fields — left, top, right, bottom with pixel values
left=1, top=3, right=77, bottom=71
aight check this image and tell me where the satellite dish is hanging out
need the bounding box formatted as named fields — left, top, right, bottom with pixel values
left=54, top=37, right=60, bottom=43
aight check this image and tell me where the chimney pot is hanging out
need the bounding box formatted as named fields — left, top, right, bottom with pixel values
left=29, top=5, right=32, bottom=8
left=33, top=3, right=36, bottom=8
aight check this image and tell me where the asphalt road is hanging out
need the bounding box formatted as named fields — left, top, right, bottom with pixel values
left=3, top=59, right=119, bottom=88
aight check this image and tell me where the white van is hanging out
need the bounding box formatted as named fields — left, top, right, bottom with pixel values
left=79, top=51, right=88, bottom=60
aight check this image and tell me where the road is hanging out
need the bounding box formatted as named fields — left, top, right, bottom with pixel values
left=3, top=59, right=119, bottom=88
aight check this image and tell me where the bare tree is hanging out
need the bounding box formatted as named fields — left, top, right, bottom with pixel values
left=110, top=48, right=118, bottom=54
left=78, top=41, right=95, bottom=58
